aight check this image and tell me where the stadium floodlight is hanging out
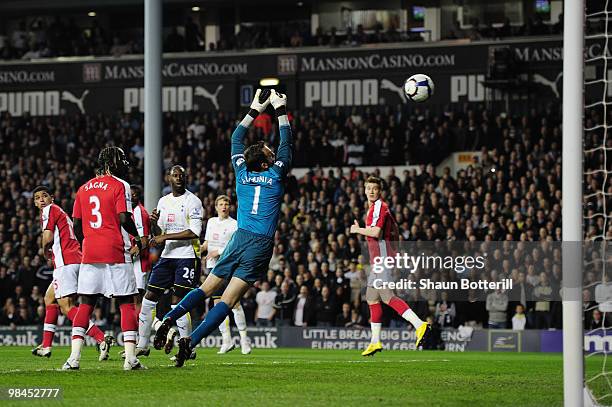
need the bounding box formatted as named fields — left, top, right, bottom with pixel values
left=87, top=11, right=96, bottom=17
left=192, top=6, right=200, bottom=12
left=260, top=78, right=280, bottom=87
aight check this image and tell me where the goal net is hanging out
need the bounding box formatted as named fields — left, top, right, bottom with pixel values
left=583, top=0, right=612, bottom=405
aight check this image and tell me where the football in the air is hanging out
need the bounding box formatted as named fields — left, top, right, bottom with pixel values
left=404, top=74, right=434, bottom=103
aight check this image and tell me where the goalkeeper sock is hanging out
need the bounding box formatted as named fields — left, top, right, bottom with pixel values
left=165, top=288, right=205, bottom=321
left=190, top=302, right=231, bottom=348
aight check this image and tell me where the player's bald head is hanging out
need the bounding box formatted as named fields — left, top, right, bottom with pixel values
left=168, top=165, right=186, bottom=195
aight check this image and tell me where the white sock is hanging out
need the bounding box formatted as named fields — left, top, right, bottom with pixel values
left=124, top=341, right=136, bottom=362
left=152, top=317, right=163, bottom=331
left=123, top=330, right=137, bottom=361
left=173, top=305, right=191, bottom=338
left=402, top=309, right=424, bottom=330
left=69, top=333, right=84, bottom=362
left=137, top=298, right=157, bottom=349
left=219, top=316, right=231, bottom=344
left=370, top=322, right=382, bottom=344
left=233, top=306, right=248, bottom=338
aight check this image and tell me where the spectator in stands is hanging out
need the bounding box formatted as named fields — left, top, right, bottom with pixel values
left=184, top=17, right=204, bottom=51
left=274, top=282, right=296, bottom=325
left=11, top=21, right=28, bottom=55
left=590, top=309, right=605, bottom=330
left=314, top=286, right=337, bottom=327
left=499, top=18, right=513, bottom=38
left=435, top=302, right=454, bottom=328
left=1, top=300, right=19, bottom=328
left=293, top=285, right=315, bottom=327
left=511, top=304, right=527, bottom=330
left=255, top=281, right=277, bottom=327
left=241, top=287, right=257, bottom=325
left=165, top=27, right=185, bottom=52
left=533, top=272, right=553, bottom=329
left=109, top=36, right=131, bottom=57
left=335, top=302, right=352, bottom=327
left=486, top=289, right=508, bottom=329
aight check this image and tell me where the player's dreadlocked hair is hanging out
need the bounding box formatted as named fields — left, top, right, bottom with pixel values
left=98, top=146, right=129, bottom=177
left=244, top=141, right=268, bottom=172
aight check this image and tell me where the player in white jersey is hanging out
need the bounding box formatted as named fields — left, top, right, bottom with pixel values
left=205, top=195, right=252, bottom=354
left=136, top=165, right=203, bottom=358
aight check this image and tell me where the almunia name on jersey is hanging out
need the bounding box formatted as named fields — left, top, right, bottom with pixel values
left=241, top=175, right=273, bottom=185
left=84, top=181, right=109, bottom=191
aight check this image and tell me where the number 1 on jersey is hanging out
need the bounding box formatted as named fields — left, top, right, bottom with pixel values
left=251, top=185, right=261, bottom=214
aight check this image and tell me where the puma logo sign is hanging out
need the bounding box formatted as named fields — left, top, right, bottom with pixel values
left=61, top=90, right=89, bottom=114
left=380, top=79, right=407, bottom=103
left=195, top=85, right=223, bottom=110
left=533, top=72, right=563, bottom=98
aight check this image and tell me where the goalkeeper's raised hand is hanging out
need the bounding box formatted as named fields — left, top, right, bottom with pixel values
left=250, top=88, right=271, bottom=114
left=270, top=90, right=287, bottom=116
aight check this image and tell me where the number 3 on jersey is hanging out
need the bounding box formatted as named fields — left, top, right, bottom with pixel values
left=251, top=185, right=261, bottom=215
left=89, top=195, right=102, bottom=228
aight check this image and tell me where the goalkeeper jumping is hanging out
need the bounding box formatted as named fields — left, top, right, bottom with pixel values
left=154, top=89, right=292, bottom=367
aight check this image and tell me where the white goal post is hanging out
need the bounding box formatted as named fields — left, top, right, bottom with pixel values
left=562, top=0, right=585, bottom=405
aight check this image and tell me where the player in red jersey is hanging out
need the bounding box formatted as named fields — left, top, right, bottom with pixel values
left=130, top=185, right=151, bottom=305
left=118, top=184, right=154, bottom=360
left=30, top=186, right=112, bottom=359
left=63, top=147, right=146, bottom=371
left=350, top=176, right=430, bottom=356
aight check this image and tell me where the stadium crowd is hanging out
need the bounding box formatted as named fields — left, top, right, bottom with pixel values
left=0, top=13, right=565, bottom=60
left=0, top=102, right=608, bottom=336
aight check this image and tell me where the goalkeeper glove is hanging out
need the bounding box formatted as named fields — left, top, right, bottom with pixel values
left=270, top=90, right=287, bottom=116
left=250, top=88, right=271, bottom=113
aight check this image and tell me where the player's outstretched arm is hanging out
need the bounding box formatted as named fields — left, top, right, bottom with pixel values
left=270, top=90, right=293, bottom=176
left=231, top=89, right=271, bottom=166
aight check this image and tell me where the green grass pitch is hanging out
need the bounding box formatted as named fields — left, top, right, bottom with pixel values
left=0, top=347, right=569, bottom=406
